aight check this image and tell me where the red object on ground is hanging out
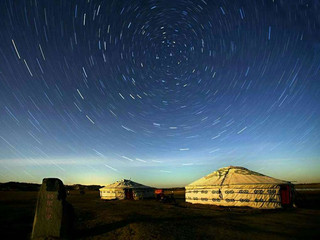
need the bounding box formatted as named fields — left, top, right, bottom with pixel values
left=155, top=189, right=164, bottom=194
left=155, top=189, right=165, bottom=200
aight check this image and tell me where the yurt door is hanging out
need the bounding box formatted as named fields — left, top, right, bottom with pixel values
left=125, top=189, right=134, bottom=200
left=280, top=185, right=291, bottom=206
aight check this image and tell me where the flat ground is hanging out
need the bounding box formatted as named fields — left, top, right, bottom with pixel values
left=0, top=189, right=319, bottom=240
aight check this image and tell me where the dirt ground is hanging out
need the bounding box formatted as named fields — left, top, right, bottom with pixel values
left=0, top=189, right=319, bottom=240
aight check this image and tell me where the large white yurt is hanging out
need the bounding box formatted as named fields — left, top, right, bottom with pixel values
left=99, top=179, right=154, bottom=200
left=185, top=166, right=294, bottom=209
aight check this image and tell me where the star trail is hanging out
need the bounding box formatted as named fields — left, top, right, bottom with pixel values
left=0, top=0, right=319, bottom=186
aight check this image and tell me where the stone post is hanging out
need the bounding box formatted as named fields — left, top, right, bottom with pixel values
left=31, top=178, right=73, bottom=239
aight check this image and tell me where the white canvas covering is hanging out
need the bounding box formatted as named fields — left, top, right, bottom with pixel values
left=99, top=179, right=154, bottom=200
left=185, top=166, right=293, bottom=209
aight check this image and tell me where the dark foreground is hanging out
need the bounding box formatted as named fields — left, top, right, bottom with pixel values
left=0, top=189, right=319, bottom=240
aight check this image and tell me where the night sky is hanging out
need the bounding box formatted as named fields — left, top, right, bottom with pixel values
left=0, top=0, right=319, bottom=186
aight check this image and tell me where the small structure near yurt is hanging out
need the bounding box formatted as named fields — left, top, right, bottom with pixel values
left=99, top=179, right=154, bottom=200
left=32, top=178, right=74, bottom=239
left=185, top=166, right=294, bottom=209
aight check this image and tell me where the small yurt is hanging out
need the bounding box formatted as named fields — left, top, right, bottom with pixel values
left=99, top=179, right=154, bottom=200
left=185, top=166, right=294, bottom=209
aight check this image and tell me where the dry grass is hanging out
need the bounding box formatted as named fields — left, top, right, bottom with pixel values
left=0, top=190, right=319, bottom=239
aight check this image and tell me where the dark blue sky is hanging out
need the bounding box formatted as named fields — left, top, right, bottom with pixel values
left=0, top=0, right=319, bottom=186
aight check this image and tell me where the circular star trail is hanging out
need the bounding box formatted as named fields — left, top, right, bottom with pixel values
left=0, top=0, right=319, bottom=184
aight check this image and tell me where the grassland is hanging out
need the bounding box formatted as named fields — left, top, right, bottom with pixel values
left=0, top=188, right=319, bottom=239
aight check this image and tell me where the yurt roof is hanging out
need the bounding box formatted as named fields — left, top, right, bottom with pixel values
left=100, top=179, right=153, bottom=190
left=186, top=166, right=290, bottom=187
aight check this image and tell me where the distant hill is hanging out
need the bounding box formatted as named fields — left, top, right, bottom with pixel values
left=68, top=184, right=102, bottom=191
left=0, top=182, right=40, bottom=191
left=0, top=182, right=102, bottom=191
left=295, top=183, right=320, bottom=189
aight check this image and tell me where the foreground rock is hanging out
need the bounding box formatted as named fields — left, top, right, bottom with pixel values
left=31, top=178, right=74, bottom=239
